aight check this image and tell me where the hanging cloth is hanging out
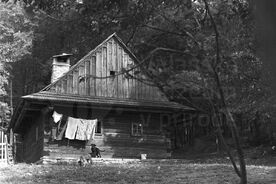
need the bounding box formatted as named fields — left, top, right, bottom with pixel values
left=65, top=117, right=79, bottom=140
left=49, top=116, right=57, bottom=140
left=75, top=119, right=97, bottom=141
left=65, top=117, right=97, bottom=141
left=88, top=119, right=97, bottom=140
left=75, top=120, right=87, bottom=140
left=85, top=119, right=97, bottom=141
left=56, top=120, right=68, bottom=140
left=52, top=111, right=63, bottom=123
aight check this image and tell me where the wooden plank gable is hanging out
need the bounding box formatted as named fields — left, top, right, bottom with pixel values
left=42, top=33, right=168, bottom=102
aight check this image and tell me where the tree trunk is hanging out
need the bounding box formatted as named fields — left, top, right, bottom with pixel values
left=225, top=109, right=247, bottom=184
left=213, top=110, right=242, bottom=178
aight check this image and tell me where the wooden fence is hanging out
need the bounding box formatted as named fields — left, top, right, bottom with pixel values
left=0, top=130, right=8, bottom=165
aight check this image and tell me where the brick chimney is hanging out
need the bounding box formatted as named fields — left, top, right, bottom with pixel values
left=51, top=53, right=72, bottom=83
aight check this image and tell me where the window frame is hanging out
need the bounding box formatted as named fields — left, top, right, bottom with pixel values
left=131, top=123, right=143, bottom=136
left=94, top=119, right=103, bottom=136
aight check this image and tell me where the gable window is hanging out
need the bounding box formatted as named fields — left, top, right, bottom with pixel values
left=131, top=123, right=143, bottom=136
left=109, top=70, right=116, bottom=76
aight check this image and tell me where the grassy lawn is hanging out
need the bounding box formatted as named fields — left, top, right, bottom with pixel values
left=0, top=160, right=275, bottom=184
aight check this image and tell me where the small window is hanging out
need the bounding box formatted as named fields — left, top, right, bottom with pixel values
left=131, top=123, right=143, bottom=136
left=95, top=120, right=102, bottom=134
left=110, top=70, right=116, bottom=76
left=35, top=126, right=39, bottom=142
left=160, top=114, right=169, bottom=132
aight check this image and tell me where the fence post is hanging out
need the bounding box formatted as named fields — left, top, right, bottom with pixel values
left=5, top=135, right=8, bottom=164
left=1, top=131, right=3, bottom=162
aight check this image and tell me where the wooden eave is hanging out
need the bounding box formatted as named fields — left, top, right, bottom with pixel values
left=9, top=91, right=193, bottom=133
left=22, top=91, right=193, bottom=112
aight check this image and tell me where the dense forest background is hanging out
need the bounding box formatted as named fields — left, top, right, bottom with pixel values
left=1, top=1, right=276, bottom=183
left=0, top=0, right=274, bottom=145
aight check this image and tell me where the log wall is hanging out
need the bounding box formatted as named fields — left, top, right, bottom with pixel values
left=21, top=112, right=44, bottom=163
left=43, top=110, right=171, bottom=161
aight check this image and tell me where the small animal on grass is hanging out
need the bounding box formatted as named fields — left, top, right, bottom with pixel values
left=78, top=154, right=92, bottom=166
left=90, top=144, right=105, bottom=158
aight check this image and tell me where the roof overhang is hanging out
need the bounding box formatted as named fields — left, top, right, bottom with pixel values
left=23, top=91, right=194, bottom=111
left=9, top=91, right=194, bottom=133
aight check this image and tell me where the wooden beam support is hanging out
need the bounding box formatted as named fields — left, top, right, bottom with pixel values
left=24, top=108, right=42, bottom=112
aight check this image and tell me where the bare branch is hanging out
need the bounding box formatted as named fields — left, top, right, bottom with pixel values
left=142, top=24, right=189, bottom=39
left=203, top=0, right=247, bottom=183
left=126, top=26, right=139, bottom=46
left=38, top=9, right=74, bottom=22
left=147, top=1, right=200, bottom=47
left=80, top=47, right=195, bottom=80
left=203, top=1, right=220, bottom=69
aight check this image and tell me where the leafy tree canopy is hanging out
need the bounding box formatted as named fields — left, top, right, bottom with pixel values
left=0, top=1, right=36, bottom=99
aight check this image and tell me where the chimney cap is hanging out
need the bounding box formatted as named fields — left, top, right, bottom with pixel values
left=52, top=53, right=72, bottom=58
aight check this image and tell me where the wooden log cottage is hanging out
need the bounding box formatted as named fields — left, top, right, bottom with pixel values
left=8, top=33, right=193, bottom=163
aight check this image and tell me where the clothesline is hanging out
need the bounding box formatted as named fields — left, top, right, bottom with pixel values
left=52, top=111, right=97, bottom=141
